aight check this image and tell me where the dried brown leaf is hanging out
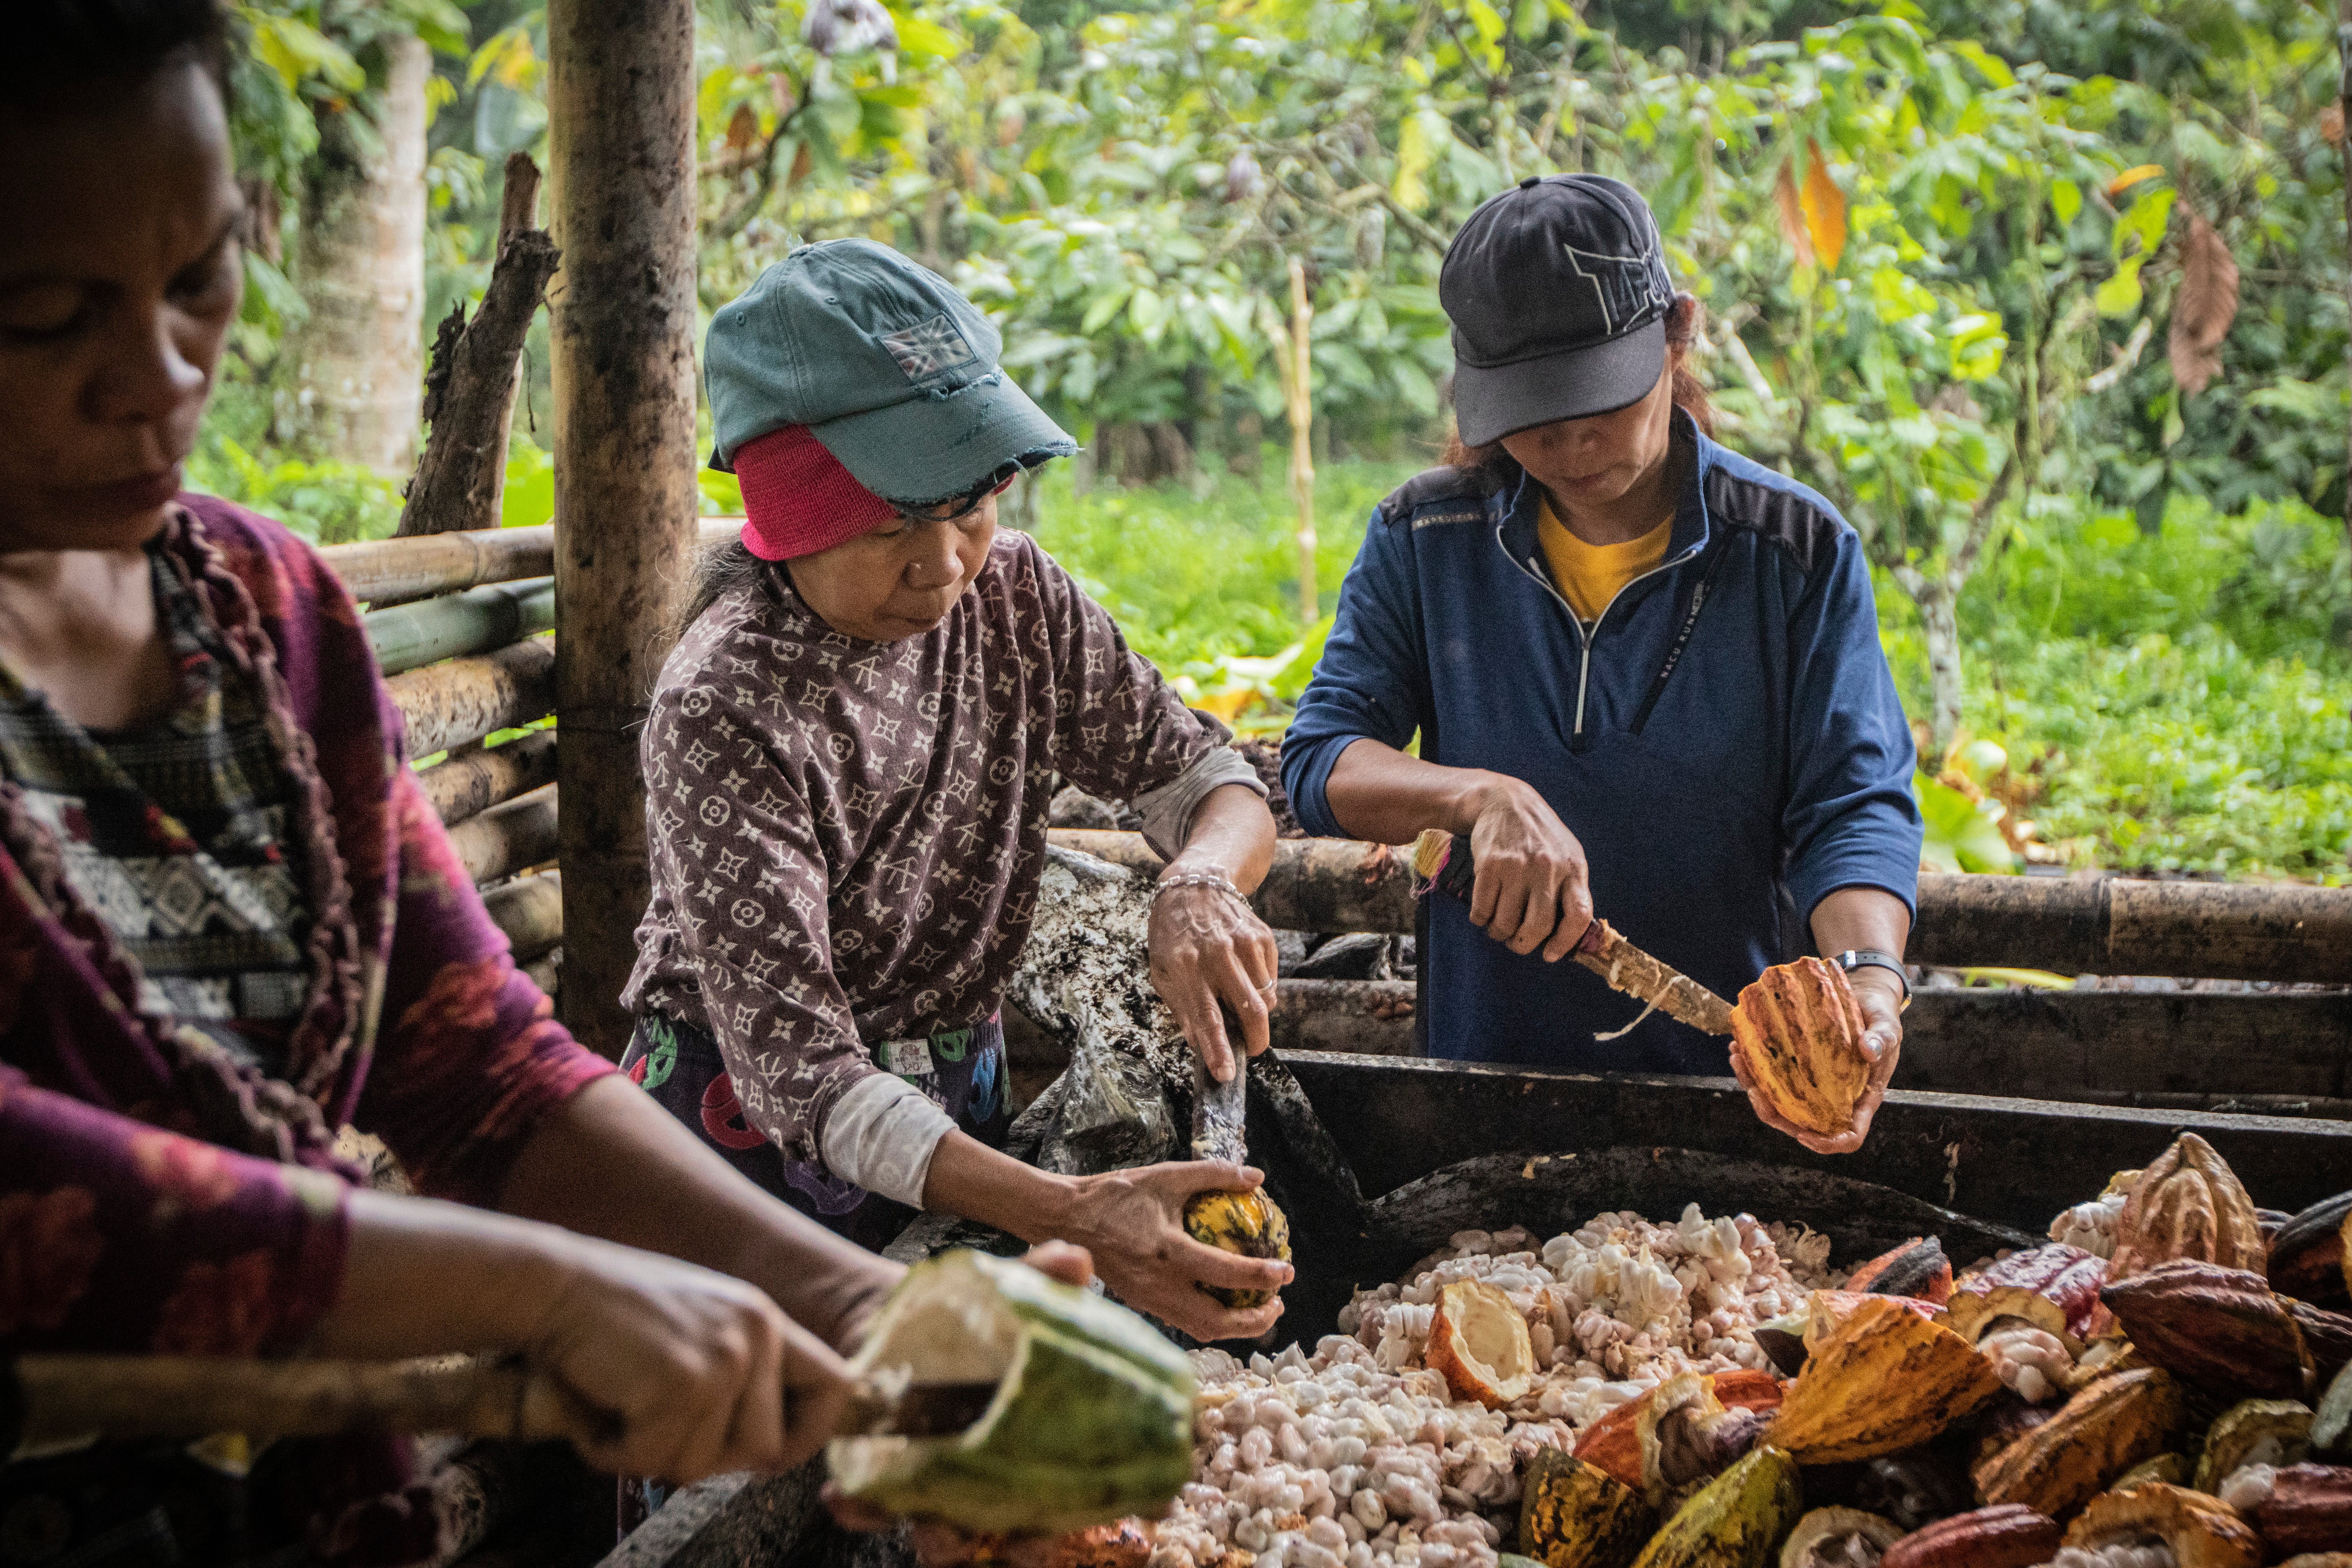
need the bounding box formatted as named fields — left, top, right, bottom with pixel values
left=725, top=102, right=758, bottom=154
left=2322, top=102, right=2345, bottom=147
left=2168, top=211, right=2240, bottom=397
left=1774, top=159, right=1814, bottom=269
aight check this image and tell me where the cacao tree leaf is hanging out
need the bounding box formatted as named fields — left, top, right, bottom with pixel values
left=1773, top=158, right=1814, bottom=268
left=1799, top=139, right=1847, bottom=270
left=2167, top=209, right=2240, bottom=396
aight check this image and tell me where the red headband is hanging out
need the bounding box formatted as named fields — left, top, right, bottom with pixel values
left=733, top=425, right=899, bottom=561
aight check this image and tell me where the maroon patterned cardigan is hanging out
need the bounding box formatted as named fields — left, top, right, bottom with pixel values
left=0, top=497, right=614, bottom=1357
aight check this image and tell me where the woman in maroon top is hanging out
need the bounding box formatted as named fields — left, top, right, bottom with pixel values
left=0, top=3, right=986, bottom=1558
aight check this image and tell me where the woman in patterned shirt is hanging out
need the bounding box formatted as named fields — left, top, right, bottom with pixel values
left=0, top=4, right=952, bottom=1559
left=622, top=243, right=1296, bottom=1344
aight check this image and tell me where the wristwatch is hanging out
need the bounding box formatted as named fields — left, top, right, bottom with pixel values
left=1834, top=949, right=1911, bottom=1006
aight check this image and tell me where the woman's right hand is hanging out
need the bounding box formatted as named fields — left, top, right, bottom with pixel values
left=1463, top=772, right=1595, bottom=962
left=518, top=1231, right=854, bottom=1483
left=1052, top=1161, right=1290, bottom=1343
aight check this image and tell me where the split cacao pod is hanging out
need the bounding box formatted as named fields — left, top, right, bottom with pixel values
left=2321, top=1360, right=2352, bottom=1460
left=2271, top=1189, right=2352, bottom=1308
left=1878, top=1504, right=2060, bottom=1568
left=2062, top=1482, right=2265, bottom=1568
left=1971, top=1366, right=2187, bottom=1518
left=1574, top=1369, right=1784, bottom=1492
left=1775, top=1508, right=1899, bottom=1568
left=2246, top=1463, right=2352, bottom=1556
left=1425, top=1277, right=1535, bottom=1408
left=2196, top=1397, right=2314, bottom=1494
left=1844, top=1237, right=1953, bottom=1306
left=2101, top=1259, right=2313, bottom=1400
left=1726, top=956, right=1871, bottom=1139
left=2107, top=1132, right=2268, bottom=1287
left=1517, top=1448, right=1653, bottom=1568
left=1766, top=1294, right=2001, bottom=1464
left=1629, top=1446, right=1802, bottom=1568
left=1636, top=1372, right=1769, bottom=1508
left=1942, top=1242, right=2104, bottom=1351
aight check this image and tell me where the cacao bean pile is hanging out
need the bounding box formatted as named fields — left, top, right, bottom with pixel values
left=1136, top=1131, right=2352, bottom=1568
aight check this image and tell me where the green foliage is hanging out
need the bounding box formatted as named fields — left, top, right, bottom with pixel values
left=184, top=439, right=405, bottom=545
left=1022, top=455, right=1412, bottom=672
left=1915, top=771, right=2019, bottom=874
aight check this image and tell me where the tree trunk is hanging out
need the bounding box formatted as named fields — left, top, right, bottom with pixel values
left=548, top=0, right=701, bottom=1060
left=1912, top=574, right=1964, bottom=762
left=288, top=33, right=430, bottom=476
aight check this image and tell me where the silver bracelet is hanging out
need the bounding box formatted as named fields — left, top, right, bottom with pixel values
left=1154, top=870, right=1252, bottom=911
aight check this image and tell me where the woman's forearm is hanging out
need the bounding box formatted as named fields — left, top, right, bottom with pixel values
left=498, top=1076, right=901, bottom=1353
left=1165, top=781, right=1276, bottom=893
left=314, top=1189, right=576, bottom=1359
left=1323, top=736, right=1501, bottom=846
left=919, top=1129, right=1076, bottom=1243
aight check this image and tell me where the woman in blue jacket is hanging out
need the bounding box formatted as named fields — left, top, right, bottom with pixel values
left=1281, top=175, right=1923, bottom=1155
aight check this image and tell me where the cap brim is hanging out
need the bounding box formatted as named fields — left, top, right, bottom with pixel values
left=1451, top=318, right=1666, bottom=448
left=808, top=372, right=1076, bottom=506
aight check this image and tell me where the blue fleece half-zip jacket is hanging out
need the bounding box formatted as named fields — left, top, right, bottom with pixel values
left=1281, top=413, right=1923, bottom=1073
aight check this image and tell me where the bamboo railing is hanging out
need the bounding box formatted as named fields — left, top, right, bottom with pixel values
left=326, top=520, right=747, bottom=978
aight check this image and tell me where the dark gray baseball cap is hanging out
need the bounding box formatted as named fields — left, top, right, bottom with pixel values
left=706, top=238, right=1076, bottom=504
left=1439, top=174, right=1677, bottom=447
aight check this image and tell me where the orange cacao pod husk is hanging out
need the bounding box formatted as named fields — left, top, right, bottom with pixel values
left=2064, top=1482, right=2265, bottom=1567
left=2107, top=1132, right=2267, bottom=1286
left=1971, top=1366, right=2187, bottom=1518
left=1726, top=956, right=1871, bottom=1138
left=1570, top=1367, right=1781, bottom=1492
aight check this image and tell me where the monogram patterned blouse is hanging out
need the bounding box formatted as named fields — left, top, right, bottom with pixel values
left=621, top=530, right=1227, bottom=1174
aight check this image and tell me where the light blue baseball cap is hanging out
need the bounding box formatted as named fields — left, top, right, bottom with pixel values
left=706, top=238, right=1076, bottom=506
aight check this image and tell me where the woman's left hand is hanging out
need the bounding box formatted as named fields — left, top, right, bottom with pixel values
left=1147, top=880, right=1280, bottom=1083
left=1732, top=969, right=1902, bottom=1156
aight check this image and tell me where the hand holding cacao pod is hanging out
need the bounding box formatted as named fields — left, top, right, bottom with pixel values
left=1727, top=957, right=1893, bottom=1156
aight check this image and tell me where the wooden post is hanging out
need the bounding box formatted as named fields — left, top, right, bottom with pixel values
left=546, top=0, right=700, bottom=1058
left=1285, top=257, right=1319, bottom=624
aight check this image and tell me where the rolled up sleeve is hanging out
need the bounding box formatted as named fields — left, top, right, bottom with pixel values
left=1780, top=531, right=1924, bottom=922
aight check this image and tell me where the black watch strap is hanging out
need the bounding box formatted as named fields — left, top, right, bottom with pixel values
left=1835, top=949, right=1911, bottom=1001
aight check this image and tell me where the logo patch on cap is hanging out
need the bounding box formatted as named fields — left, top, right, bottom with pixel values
left=1565, top=243, right=1673, bottom=335
left=880, top=312, right=978, bottom=385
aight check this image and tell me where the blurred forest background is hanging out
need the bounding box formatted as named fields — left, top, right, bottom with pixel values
left=200, top=0, right=2352, bottom=883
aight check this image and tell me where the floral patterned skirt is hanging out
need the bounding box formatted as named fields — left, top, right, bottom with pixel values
left=619, top=1011, right=1011, bottom=1256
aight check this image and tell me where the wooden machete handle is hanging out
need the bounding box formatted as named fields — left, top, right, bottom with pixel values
left=2, top=1353, right=621, bottom=1453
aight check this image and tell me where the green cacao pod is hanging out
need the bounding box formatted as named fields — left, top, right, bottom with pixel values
left=1182, top=1188, right=1292, bottom=1308
left=1630, top=1445, right=1802, bottom=1568
left=826, top=1249, right=1195, bottom=1534
left=1518, top=1447, right=1653, bottom=1568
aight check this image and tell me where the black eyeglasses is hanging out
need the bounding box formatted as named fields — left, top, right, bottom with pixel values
left=891, top=459, right=1025, bottom=524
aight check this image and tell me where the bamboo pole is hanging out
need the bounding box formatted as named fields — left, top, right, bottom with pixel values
left=416, top=730, right=558, bottom=825
left=444, top=784, right=560, bottom=885
left=483, top=871, right=564, bottom=963
left=548, top=0, right=701, bottom=1058
left=1044, top=829, right=2352, bottom=982
left=1284, top=256, right=1318, bottom=624
left=323, top=518, right=740, bottom=608
left=382, top=634, right=554, bottom=759
left=364, top=577, right=554, bottom=676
